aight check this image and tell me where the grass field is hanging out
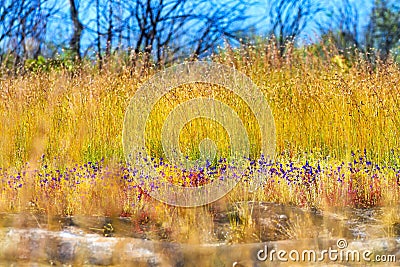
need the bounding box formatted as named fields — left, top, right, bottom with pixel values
left=0, top=43, right=399, bottom=243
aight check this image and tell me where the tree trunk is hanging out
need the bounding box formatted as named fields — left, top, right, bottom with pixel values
left=69, top=0, right=83, bottom=60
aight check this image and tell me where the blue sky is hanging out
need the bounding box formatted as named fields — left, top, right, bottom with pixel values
left=246, top=0, right=373, bottom=43
left=1, top=0, right=374, bottom=55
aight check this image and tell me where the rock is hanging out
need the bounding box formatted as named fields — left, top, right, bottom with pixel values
left=212, top=202, right=352, bottom=242
left=0, top=227, right=400, bottom=266
left=0, top=203, right=399, bottom=265
left=86, top=236, right=117, bottom=265
left=393, top=222, right=400, bottom=236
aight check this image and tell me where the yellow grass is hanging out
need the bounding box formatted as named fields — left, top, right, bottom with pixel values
left=0, top=43, right=399, bottom=234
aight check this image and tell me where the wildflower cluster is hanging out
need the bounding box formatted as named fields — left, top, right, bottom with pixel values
left=0, top=152, right=399, bottom=215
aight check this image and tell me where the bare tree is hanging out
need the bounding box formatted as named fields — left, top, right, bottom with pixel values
left=69, top=0, right=83, bottom=60
left=320, top=0, right=400, bottom=63
left=0, top=1, right=19, bottom=45
left=330, top=0, right=360, bottom=49
left=317, top=0, right=362, bottom=58
left=95, top=0, right=103, bottom=67
left=189, top=0, right=252, bottom=59
left=118, top=0, right=252, bottom=65
left=2, top=0, right=254, bottom=70
left=123, top=0, right=195, bottom=64
left=0, top=0, right=57, bottom=69
left=266, top=0, right=323, bottom=55
left=89, top=0, right=123, bottom=67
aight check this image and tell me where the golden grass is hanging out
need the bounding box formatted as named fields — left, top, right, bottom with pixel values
left=0, top=43, right=399, bottom=238
left=1, top=48, right=399, bottom=167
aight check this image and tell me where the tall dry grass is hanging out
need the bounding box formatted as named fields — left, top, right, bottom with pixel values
left=0, top=42, right=399, bottom=226
left=1, top=44, right=399, bottom=168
